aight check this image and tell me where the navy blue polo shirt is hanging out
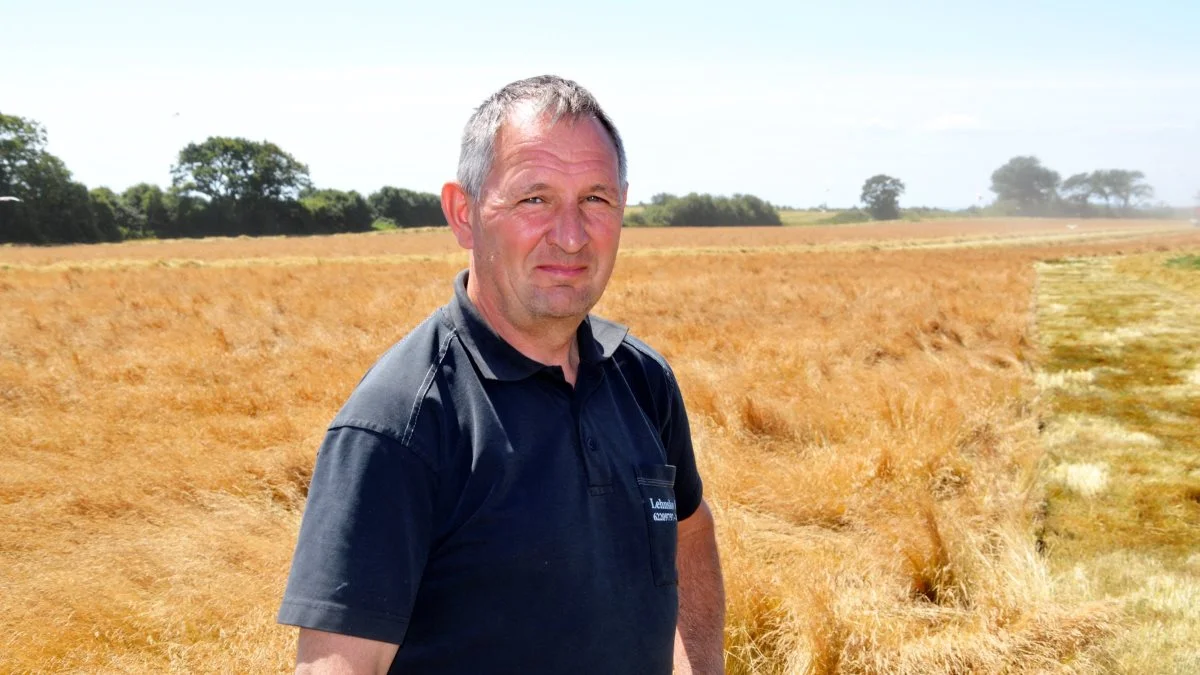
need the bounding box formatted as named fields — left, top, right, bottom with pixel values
left=278, top=270, right=703, bottom=674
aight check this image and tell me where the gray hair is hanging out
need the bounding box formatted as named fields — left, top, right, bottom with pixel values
left=456, top=75, right=627, bottom=202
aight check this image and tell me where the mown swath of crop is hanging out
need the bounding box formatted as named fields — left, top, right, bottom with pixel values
left=1035, top=253, right=1200, bottom=674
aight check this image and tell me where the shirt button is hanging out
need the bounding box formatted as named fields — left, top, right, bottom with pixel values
left=586, top=438, right=597, bottom=452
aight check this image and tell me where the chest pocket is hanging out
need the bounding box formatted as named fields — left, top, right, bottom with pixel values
left=636, top=464, right=678, bottom=587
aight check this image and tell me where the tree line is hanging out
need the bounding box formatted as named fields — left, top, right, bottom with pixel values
left=849, top=157, right=1174, bottom=222
left=0, top=113, right=445, bottom=245
left=3, top=111, right=1186, bottom=245
left=988, top=156, right=1161, bottom=217
left=1, top=112, right=785, bottom=244
left=624, top=192, right=782, bottom=226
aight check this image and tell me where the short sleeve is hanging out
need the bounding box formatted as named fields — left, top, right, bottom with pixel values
left=660, top=366, right=703, bottom=521
left=277, top=425, right=436, bottom=645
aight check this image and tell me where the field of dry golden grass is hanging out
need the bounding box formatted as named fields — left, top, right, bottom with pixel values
left=2, top=220, right=1199, bottom=673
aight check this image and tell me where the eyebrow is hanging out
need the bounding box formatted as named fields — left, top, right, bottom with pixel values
left=513, top=183, right=618, bottom=198
left=585, top=183, right=618, bottom=196
left=515, top=183, right=552, bottom=196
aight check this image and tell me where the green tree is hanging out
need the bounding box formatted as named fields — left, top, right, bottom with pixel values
left=638, top=193, right=781, bottom=226
left=169, top=137, right=312, bottom=237
left=5, top=152, right=104, bottom=244
left=0, top=114, right=37, bottom=241
left=0, top=113, right=47, bottom=197
left=301, top=189, right=374, bottom=233
left=2, top=114, right=138, bottom=244
left=990, top=156, right=1060, bottom=215
left=120, top=183, right=169, bottom=238
left=367, top=186, right=446, bottom=227
left=171, top=137, right=312, bottom=202
left=1091, top=169, right=1154, bottom=215
left=87, top=187, right=125, bottom=242
left=727, top=193, right=780, bottom=225
left=860, top=174, right=905, bottom=220
left=1060, top=172, right=1098, bottom=217
left=0, top=114, right=99, bottom=244
left=156, top=186, right=218, bottom=239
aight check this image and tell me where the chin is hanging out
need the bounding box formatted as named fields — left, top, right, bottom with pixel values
left=536, top=303, right=594, bottom=320
left=527, top=291, right=598, bottom=320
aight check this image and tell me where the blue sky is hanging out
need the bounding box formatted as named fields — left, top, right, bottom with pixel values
left=3, top=0, right=1198, bottom=208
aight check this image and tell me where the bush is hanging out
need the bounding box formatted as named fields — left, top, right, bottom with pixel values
left=368, top=187, right=446, bottom=228
left=623, top=212, right=650, bottom=227
left=300, top=189, right=373, bottom=233
left=639, top=193, right=782, bottom=227
left=86, top=188, right=125, bottom=242
left=902, top=206, right=958, bottom=221
left=119, top=184, right=169, bottom=239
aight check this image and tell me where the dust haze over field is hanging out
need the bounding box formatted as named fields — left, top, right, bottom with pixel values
left=3, top=219, right=1200, bottom=673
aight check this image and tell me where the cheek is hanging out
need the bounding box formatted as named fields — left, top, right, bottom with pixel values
left=588, top=219, right=622, bottom=255
left=496, top=217, right=550, bottom=260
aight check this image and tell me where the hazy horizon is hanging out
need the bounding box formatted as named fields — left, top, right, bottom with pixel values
left=3, top=0, right=1197, bottom=209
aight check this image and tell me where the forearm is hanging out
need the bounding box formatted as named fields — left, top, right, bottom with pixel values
left=674, top=500, right=725, bottom=674
left=295, top=628, right=398, bottom=675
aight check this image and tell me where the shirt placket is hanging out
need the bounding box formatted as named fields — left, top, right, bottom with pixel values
left=572, top=363, right=613, bottom=496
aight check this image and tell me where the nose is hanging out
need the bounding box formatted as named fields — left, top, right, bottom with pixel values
left=547, top=203, right=589, bottom=254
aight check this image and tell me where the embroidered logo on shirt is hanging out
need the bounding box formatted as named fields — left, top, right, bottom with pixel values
left=648, top=497, right=677, bottom=522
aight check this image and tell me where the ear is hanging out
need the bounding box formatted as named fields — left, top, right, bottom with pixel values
left=441, top=182, right=474, bottom=250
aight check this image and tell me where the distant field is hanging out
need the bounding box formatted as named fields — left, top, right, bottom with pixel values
left=3, top=221, right=1200, bottom=672
left=0, top=218, right=1190, bottom=267
left=777, top=209, right=832, bottom=226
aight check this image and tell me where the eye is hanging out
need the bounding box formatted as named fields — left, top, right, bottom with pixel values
left=584, top=195, right=610, bottom=204
left=521, top=196, right=545, bottom=204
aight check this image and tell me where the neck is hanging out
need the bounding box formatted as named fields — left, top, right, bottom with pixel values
left=467, top=277, right=584, bottom=386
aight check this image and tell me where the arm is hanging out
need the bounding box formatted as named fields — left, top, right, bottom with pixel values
left=277, top=427, right=435, bottom=673
left=673, top=499, right=726, bottom=675
left=296, top=629, right=398, bottom=675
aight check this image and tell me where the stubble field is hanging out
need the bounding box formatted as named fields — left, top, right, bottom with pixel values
left=2, top=218, right=1198, bottom=673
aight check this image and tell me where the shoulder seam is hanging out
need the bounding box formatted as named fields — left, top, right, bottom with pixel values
left=620, top=334, right=675, bottom=377
left=326, top=420, right=438, bottom=473
left=401, top=329, right=457, bottom=448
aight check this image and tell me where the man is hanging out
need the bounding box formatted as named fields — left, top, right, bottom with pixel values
left=278, top=75, right=725, bottom=674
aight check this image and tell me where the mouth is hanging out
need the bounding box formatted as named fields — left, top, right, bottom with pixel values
left=534, top=263, right=588, bottom=280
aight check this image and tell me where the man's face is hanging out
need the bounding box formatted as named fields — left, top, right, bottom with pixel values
left=459, top=112, right=625, bottom=330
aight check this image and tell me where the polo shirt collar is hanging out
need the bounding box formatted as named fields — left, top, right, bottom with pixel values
left=446, top=269, right=629, bottom=381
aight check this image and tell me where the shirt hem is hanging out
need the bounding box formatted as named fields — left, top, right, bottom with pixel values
left=277, top=598, right=410, bottom=645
